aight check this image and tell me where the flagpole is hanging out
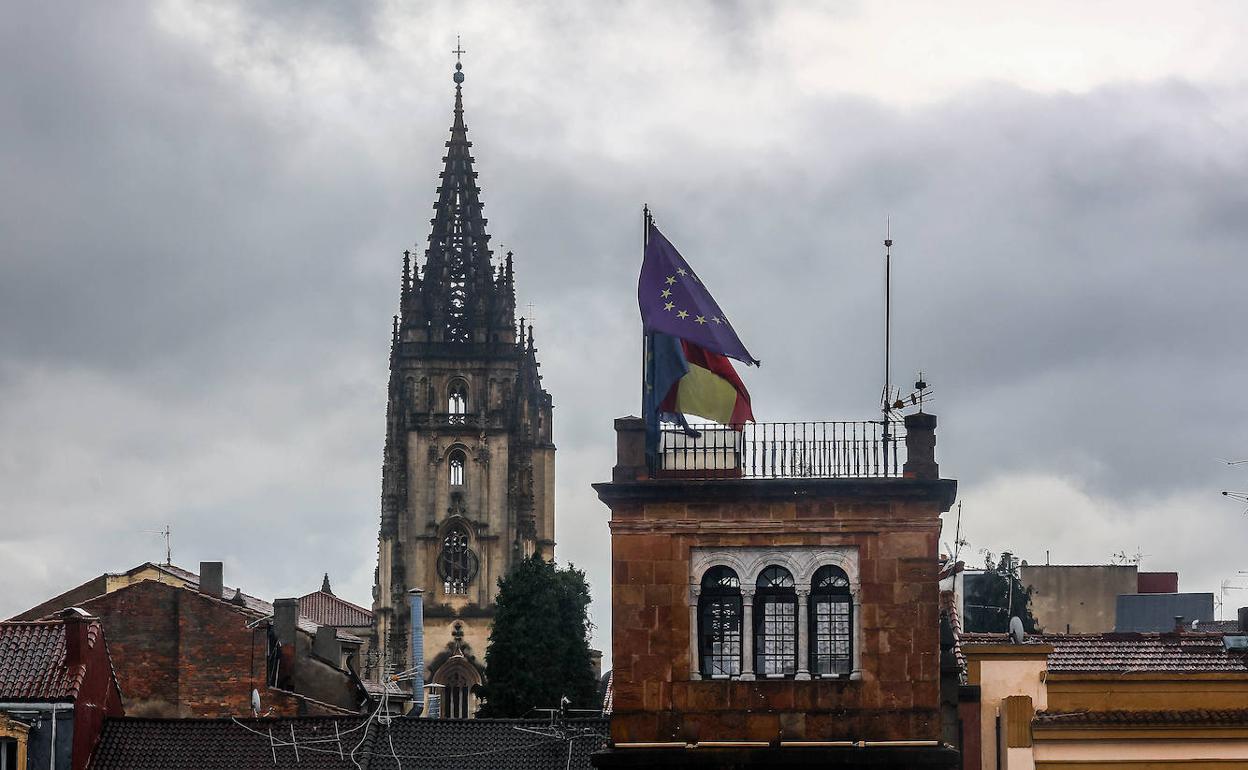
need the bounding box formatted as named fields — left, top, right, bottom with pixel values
left=883, top=219, right=893, bottom=475
left=641, top=204, right=651, bottom=417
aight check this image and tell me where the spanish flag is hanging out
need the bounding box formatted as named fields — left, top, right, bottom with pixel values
left=651, top=332, right=754, bottom=427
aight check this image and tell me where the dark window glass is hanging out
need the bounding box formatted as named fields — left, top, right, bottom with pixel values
left=448, top=381, right=468, bottom=419
left=755, top=566, right=797, bottom=676
left=438, top=526, right=478, bottom=594
left=811, top=565, right=852, bottom=676
left=698, top=566, right=742, bottom=677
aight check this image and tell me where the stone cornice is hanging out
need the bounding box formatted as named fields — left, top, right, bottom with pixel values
left=593, top=477, right=957, bottom=511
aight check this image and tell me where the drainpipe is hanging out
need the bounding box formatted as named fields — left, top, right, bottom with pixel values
left=49, top=703, right=56, bottom=770
left=408, top=588, right=424, bottom=715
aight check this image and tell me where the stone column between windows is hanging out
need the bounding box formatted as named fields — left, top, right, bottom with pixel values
left=688, top=586, right=701, bottom=681
left=740, top=588, right=755, bottom=680
left=796, top=589, right=811, bottom=680
left=851, top=590, right=863, bottom=680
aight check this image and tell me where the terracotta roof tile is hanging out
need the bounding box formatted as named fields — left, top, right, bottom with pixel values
left=0, top=620, right=88, bottom=701
left=960, top=631, right=1248, bottom=673
left=298, top=591, right=373, bottom=629
left=1035, top=709, right=1248, bottom=727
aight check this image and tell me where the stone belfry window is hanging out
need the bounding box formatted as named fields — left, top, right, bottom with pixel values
left=438, top=525, right=478, bottom=595
left=448, top=380, right=468, bottom=423
left=697, top=566, right=742, bottom=677
left=754, top=566, right=797, bottom=677
left=448, top=449, right=466, bottom=487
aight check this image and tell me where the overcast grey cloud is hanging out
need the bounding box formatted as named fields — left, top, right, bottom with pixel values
left=3, top=1, right=1248, bottom=654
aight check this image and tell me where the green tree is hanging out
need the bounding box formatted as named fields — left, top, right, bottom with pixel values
left=476, top=553, right=599, bottom=717
left=963, top=551, right=1039, bottom=634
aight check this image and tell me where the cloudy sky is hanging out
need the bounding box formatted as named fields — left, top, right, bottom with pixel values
left=4, top=2, right=1248, bottom=653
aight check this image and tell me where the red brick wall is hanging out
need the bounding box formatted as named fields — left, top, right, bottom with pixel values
left=606, top=487, right=949, bottom=745
left=69, top=619, right=124, bottom=770
left=80, top=581, right=271, bottom=717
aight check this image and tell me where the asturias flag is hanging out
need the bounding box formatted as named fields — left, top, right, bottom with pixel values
left=639, top=222, right=756, bottom=429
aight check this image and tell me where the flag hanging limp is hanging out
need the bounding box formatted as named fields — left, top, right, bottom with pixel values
left=654, top=332, right=754, bottom=426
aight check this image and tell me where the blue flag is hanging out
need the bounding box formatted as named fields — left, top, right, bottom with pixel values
left=637, top=224, right=759, bottom=366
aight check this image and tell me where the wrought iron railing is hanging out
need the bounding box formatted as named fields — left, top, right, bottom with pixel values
left=650, top=421, right=903, bottom=479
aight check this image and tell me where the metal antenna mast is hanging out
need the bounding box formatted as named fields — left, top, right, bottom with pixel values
left=882, top=219, right=893, bottom=474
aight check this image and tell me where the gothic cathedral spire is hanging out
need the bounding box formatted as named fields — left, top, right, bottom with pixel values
left=372, top=57, right=555, bottom=718
left=400, top=59, right=516, bottom=345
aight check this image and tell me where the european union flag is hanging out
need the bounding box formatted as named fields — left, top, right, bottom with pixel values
left=637, top=224, right=759, bottom=367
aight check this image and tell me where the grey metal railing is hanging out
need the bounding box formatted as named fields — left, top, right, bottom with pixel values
left=651, top=421, right=903, bottom=479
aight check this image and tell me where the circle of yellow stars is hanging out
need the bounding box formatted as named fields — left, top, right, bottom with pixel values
left=660, top=267, right=726, bottom=327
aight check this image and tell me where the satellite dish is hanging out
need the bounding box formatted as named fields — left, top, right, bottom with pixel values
left=251, top=688, right=261, bottom=716
left=1008, top=616, right=1026, bottom=644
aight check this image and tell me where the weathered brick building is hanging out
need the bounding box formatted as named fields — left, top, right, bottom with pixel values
left=593, top=413, right=959, bottom=767
left=0, top=609, right=124, bottom=770
left=19, top=562, right=369, bottom=719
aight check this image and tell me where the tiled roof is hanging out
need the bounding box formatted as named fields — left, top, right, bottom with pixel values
left=1196, top=620, right=1243, bottom=633
left=1035, top=709, right=1248, bottom=727
left=960, top=632, right=1248, bottom=673
left=89, top=716, right=610, bottom=770
left=299, top=591, right=373, bottom=629
left=0, top=620, right=89, bottom=700
left=129, top=566, right=364, bottom=644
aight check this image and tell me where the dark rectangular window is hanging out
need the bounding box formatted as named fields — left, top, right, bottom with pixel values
left=699, top=596, right=742, bottom=676
left=812, top=597, right=852, bottom=676
left=755, top=597, right=797, bottom=676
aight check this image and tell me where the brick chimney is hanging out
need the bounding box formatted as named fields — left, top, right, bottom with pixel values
left=199, top=561, right=223, bottom=599
left=61, top=607, right=93, bottom=667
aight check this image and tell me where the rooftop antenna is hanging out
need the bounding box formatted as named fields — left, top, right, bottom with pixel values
left=881, top=219, right=893, bottom=474
left=142, top=524, right=172, bottom=565
left=951, top=501, right=965, bottom=562
left=1220, top=459, right=1248, bottom=513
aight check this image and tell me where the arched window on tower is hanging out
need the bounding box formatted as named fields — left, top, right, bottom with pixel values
left=810, top=565, right=852, bottom=677
left=437, top=525, right=478, bottom=595
left=448, top=449, right=466, bottom=487
left=754, top=565, right=797, bottom=677
left=448, top=380, right=468, bottom=423
left=698, top=566, right=742, bottom=677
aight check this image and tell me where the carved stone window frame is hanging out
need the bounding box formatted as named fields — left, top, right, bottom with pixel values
left=688, top=546, right=861, bottom=682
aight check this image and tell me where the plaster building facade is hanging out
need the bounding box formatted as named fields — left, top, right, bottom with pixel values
left=593, top=413, right=959, bottom=768
left=370, top=61, right=555, bottom=712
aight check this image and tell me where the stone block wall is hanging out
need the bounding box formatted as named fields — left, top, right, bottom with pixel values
left=600, top=478, right=955, bottom=746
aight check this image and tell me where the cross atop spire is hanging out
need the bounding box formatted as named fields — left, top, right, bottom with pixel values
left=453, top=36, right=466, bottom=64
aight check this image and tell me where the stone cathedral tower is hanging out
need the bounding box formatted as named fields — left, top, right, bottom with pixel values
left=371, top=60, right=555, bottom=714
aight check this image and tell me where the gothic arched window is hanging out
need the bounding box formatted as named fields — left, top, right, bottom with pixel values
left=448, top=449, right=466, bottom=487
left=698, top=566, right=742, bottom=677
left=754, top=565, right=797, bottom=677
left=810, top=565, right=852, bottom=676
left=448, top=380, right=468, bottom=422
left=437, top=526, right=478, bottom=595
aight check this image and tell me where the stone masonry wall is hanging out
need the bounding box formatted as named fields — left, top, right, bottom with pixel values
left=606, top=487, right=949, bottom=745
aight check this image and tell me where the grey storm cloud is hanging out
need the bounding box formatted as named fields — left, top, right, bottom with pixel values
left=3, top=1, right=1248, bottom=649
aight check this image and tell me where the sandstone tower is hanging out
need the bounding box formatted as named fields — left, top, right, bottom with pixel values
left=371, top=60, right=555, bottom=717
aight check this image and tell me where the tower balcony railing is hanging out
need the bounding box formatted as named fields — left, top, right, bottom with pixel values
left=649, top=420, right=904, bottom=480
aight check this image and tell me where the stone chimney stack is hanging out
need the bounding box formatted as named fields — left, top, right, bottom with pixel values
left=274, top=598, right=300, bottom=648
left=903, top=413, right=939, bottom=480
left=313, top=625, right=341, bottom=664
left=199, top=561, right=224, bottom=599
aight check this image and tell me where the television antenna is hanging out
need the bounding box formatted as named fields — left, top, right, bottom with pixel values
left=1219, top=459, right=1248, bottom=513
left=141, top=524, right=172, bottom=565
left=1110, top=548, right=1147, bottom=567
